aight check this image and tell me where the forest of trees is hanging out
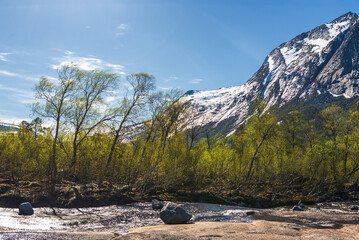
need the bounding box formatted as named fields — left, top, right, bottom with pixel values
left=1, top=65, right=359, bottom=197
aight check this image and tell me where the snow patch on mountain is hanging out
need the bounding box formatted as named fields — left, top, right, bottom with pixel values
left=280, top=47, right=302, bottom=65
left=329, top=91, right=341, bottom=97
left=268, top=56, right=275, bottom=71
left=305, top=38, right=330, bottom=53
left=326, top=20, right=351, bottom=38
left=185, top=85, right=246, bottom=107
left=182, top=12, right=359, bottom=135
left=182, top=81, right=259, bottom=128
left=328, top=91, right=352, bottom=99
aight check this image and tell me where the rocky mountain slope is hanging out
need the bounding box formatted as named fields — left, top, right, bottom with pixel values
left=183, top=12, right=359, bottom=135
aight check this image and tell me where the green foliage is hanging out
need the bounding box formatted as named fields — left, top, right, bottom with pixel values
left=2, top=68, right=359, bottom=195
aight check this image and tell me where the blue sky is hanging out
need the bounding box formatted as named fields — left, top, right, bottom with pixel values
left=1, top=0, right=358, bottom=123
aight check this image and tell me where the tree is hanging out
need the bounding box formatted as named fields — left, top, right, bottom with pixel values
left=106, top=73, right=155, bottom=168
left=33, top=65, right=77, bottom=192
left=244, top=99, right=277, bottom=182
left=184, top=106, right=203, bottom=151
left=321, top=105, right=344, bottom=181
left=63, top=68, right=119, bottom=173
left=141, top=89, right=183, bottom=145
left=31, top=117, right=46, bottom=140
left=282, top=111, right=305, bottom=152
left=149, top=89, right=187, bottom=152
left=138, top=89, right=187, bottom=182
left=19, top=117, right=45, bottom=140
left=339, top=109, right=359, bottom=182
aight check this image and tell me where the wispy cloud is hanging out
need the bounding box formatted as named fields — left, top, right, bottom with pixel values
left=115, top=24, right=128, bottom=37
left=0, top=84, right=35, bottom=104
left=0, top=70, right=17, bottom=77
left=0, top=53, right=10, bottom=62
left=164, top=76, right=178, bottom=83
left=52, top=51, right=126, bottom=75
left=85, top=25, right=92, bottom=29
left=0, top=114, right=30, bottom=125
left=159, top=86, right=172, bottom=90
left=42, top=75, right=57, bottom=81
left=190, top=78, right=203, bottom=84
left=117, top=24, right=127, bottom=30
left=0, top=70, right=38, bottom=81
left=105, top=96, right=116, bottom=103
left=64, top=50, right=76, bottom=55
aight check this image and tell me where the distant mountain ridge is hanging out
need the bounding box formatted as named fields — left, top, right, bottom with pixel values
left=183, top=12, right=359, bottom=135
left=0, top=122, right=19, bottom=131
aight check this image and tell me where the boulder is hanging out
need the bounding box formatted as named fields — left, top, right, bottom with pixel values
left=152, top=199, right=164, bottom=210
left=245, top=211, right=256, bottom=216
left=351, top=206, right=359, bottom=211
left=292, top=206, right=304, bottom=211
left=160, top=202, right=192, bottom=224
left=19, top=202, right=34, bottom=215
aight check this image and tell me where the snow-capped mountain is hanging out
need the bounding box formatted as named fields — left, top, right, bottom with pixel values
left=183, top=12, right=359, bottom=135
left=0, top=122, right=19, bottom=132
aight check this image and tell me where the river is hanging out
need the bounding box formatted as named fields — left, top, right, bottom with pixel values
left=1, top=201, right=359, bottom=239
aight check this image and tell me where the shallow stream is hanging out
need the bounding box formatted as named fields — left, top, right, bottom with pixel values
left=1, top=201, right=359, bottom=239
left=0, top=202, right=250, bottom=239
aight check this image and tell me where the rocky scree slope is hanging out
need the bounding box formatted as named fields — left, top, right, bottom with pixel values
left=183, top=12, right=359, bottom=135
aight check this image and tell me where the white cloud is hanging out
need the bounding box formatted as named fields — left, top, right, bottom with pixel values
left=190, top=78, right=203, bottom=84
left=64, top=50, right=76, bottom=55
left=0, top=84, right=35, bottom=104
left=0, top=70, right=17, bottom=77
left=42, top=75, right=57, bottom=81
left=0, top=70, right=38, bottom=81
left=105, top=63, right=125, bottom=73
left=164, top=76, right=178, bottom=83
left=85, top=25, right=92, bottom=29
left=117, top=24, right=128, bottom=30
left=115, top=24, right=129, bottom=37
left=0, top=53, right=10, bottom=62
left=0, top=115, right=30, bottom=125
left=159, top=86, right=172, bottom=90
left=23, top=76, right=39, bottom=81
left=52, top=51, right=126, bottom=75
left=105, top=96, right=116, bottom=103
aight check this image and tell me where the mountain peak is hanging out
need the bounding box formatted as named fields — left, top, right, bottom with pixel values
left=183, top=13, right=359, bottom=135
left=333, top=11, right=358, bottom=23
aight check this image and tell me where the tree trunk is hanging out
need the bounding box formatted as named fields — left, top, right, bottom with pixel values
left=49, top=117, right=60, bottom=195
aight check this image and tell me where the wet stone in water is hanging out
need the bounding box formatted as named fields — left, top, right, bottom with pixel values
left=151, top=199, right=164, bottom=210
left=19, top=202, right=34, bottom=216
left=350, top=206, right=359, bottom=211
left=246, top=211, right=256, bottom=216
left=160, top=202, right=192, bottom=224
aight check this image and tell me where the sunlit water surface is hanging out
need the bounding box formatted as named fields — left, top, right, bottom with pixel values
left=0, top=202, right=251, bottom=239
left=1, top=201, right=359, bottom=239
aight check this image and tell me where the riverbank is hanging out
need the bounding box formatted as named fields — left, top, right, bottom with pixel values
left=1, top=200, right=359, bottom=239
left=0, top=231, right=116, bottom=240
left=116, top=220, right=359, bottom=240
left=1, top=178, right=359, bottom=208
left=118, top=201, right=359, bottom=239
